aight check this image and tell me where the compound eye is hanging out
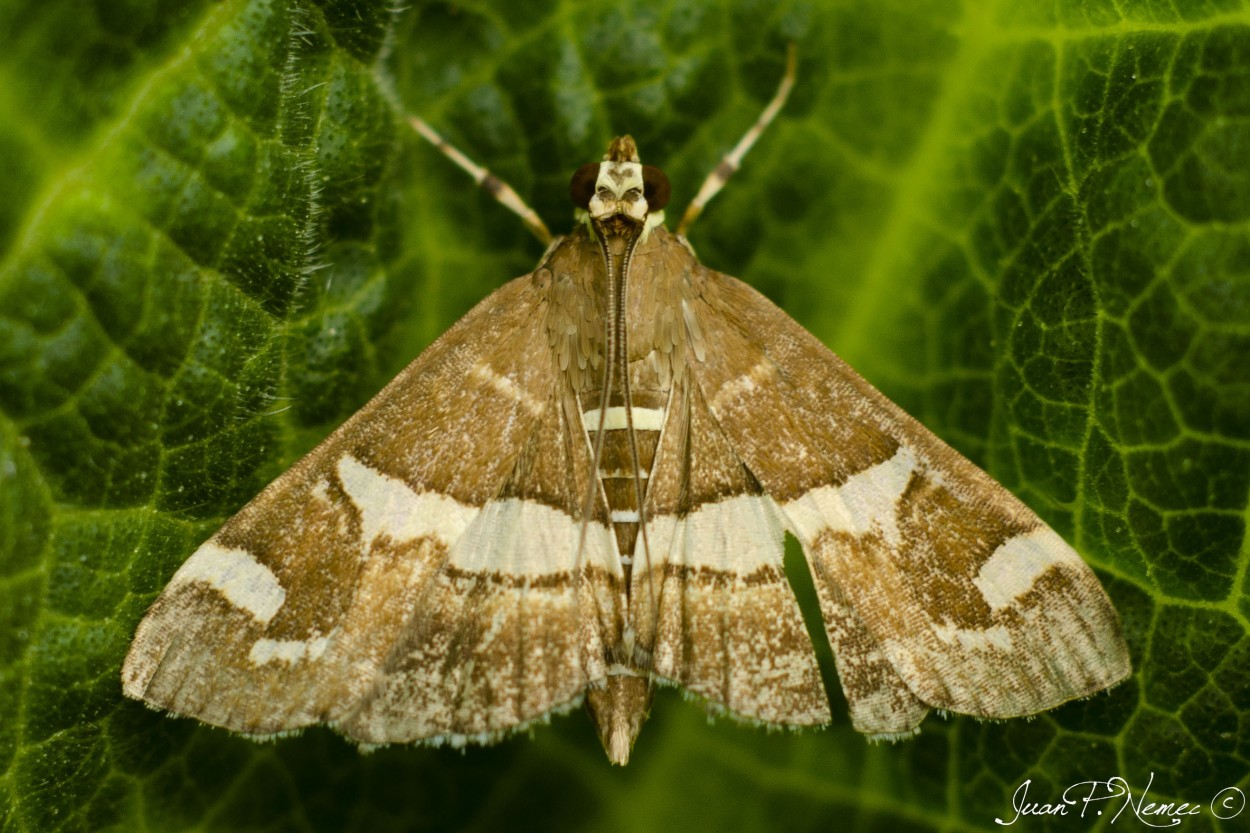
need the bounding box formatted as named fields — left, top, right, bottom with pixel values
left=642, top=165, right=671, bottom=211
left=569, top=163, right=600, bottom=209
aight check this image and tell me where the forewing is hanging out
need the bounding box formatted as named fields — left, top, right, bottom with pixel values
left=123, top=272, right=621, bottom=742
left=686, top=269, right=1131, bottom=736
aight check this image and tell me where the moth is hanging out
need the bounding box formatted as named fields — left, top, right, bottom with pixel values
left=123, top=51, right=1131, bottom=765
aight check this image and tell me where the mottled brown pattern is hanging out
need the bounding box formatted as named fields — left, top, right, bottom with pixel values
left=623, top=233, right=702, bottom=376
left=690, top=272, right=902, bottom=498
left=807, top=554, right=928, bottom=735
left=339, top=568, right=591, bottom=743
left=127, top=591, right=282, bottom=729
left=347, top=278, right=560, bottom=506
left=437, top=564, right=612, bottom=590
left=612, top=523, right=639, bottom=562
left=500, top=386, right=604, bottom=520
left=894, top=470, right=1036, bottom=630
left=646, top=378, right=763, bottom=517
left=635, top=559, right=828, bottom=725
left=648, top=563, right=788, bottom=588
left=217, top=469, right=365, bottom=638
left=125, top=528, right=453, bottom=735
left=806, top=512, right=1129, bottom=718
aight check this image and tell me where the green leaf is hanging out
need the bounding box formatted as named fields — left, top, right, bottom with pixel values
left=2, top=0, right=1248, bottom=831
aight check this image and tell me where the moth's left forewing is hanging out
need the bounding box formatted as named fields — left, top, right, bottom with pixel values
left=687, top=270, right=1131, bottom=735
left=123, top=270, right=623, bottom=744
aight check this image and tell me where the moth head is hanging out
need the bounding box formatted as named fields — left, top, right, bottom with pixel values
left=569, top=135, right=670, bottom=238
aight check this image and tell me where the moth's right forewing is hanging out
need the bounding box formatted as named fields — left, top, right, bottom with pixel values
left=688, top=270, right=1130, bottom=735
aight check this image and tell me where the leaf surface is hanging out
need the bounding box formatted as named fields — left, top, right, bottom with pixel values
left=1, top=1, right=1248, bottom=830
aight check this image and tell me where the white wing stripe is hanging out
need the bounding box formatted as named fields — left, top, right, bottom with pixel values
left=169, top=543, right=286, bottom=625
left=582, top=406, right=666, bottom=431
left=781, top=446, right=916, bottom=547
left=337, top=454, right=478, bottom=548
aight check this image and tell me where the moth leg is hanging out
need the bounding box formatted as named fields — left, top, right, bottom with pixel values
left=409, top=116, right=553, bottom=245
left=676, top=43, right=797, bottom=236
